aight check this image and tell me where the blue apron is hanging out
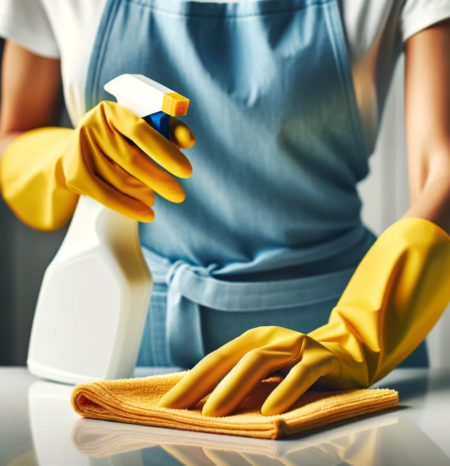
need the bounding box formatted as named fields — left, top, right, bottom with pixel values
left=86, top=0, right=427, bottom=368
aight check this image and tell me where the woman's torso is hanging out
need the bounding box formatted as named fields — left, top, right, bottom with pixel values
left=0, top=0, right=417, bottom=279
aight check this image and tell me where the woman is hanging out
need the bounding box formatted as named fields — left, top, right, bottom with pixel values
left=1, top=0, right=450, bottom=416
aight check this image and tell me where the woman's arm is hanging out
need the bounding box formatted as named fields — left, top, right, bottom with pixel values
left=0, top=40, right=194, bottom=230
left=0, top=40, right=63, bottom=156
left=403, top=19, right=450, bottom=234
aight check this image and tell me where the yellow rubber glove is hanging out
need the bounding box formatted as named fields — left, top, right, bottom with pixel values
left=0, top=101, right=195, bottom=231
left=159, top=218, right=450, bottom=417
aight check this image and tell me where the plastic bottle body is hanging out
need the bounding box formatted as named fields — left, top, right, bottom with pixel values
left=28, top=196, right=152, bottom=384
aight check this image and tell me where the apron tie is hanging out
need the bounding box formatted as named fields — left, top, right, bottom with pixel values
left=143, top=247, right=357, bottom=367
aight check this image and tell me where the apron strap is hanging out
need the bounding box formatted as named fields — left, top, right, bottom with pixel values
left=167, top=261, right=355, bottom=312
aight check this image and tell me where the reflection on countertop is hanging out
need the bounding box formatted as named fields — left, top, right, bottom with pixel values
left=72, top=413, right=447, bottom=466
left=1, top=368, right=450, bottom=465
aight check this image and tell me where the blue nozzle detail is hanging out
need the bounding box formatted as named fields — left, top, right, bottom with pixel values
left=144, top=111, right=170, bottom=140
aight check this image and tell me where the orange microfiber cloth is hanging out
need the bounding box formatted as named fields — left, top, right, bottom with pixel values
left=70, top=372, right=398, bottom=440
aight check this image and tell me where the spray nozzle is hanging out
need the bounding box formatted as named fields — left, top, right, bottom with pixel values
left=104, top=74, right=190, bottom=140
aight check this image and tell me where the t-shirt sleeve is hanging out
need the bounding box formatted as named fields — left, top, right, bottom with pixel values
left=401, top=0, right=450, bottom=42
left=0, top=0, right=59, bottom=58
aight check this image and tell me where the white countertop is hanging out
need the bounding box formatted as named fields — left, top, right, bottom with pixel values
left=1, top=367, right=450, bottom=465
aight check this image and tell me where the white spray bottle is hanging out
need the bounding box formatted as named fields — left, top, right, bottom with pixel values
left=27, top=75, right=190, bottom=384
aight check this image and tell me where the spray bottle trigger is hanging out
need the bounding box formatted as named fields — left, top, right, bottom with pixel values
left=144, top=112, right=171, bottom=140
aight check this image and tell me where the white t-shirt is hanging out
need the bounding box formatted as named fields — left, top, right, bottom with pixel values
left=1, top=0, right=450, bottom=154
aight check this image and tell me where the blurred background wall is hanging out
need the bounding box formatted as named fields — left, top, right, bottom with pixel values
left=0, top=40, right=449, bottom=367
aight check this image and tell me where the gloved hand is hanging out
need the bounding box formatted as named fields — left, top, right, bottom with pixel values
left=0, top=101, right=195, bottom=231
left=159, top=218, right=450, bottom=417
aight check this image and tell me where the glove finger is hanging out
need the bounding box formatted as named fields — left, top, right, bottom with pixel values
left=133, top=120, right=193, bottom=178
left=115, top=178, right=155, bottom=208
left=88, top=153, right=156, bottom=206
left=102, top=102, right=193, bottom=178
left=87, top=182, right=155, bottom=222
left=67, top=168, right=155, bottom=222
left=158, top=329, right=277, bottom=410
left=94, top=141, right=185, bottom=203
left=169, top=117, right=196, bottom=149
left=201, top=346, right=295, bottom=417
left=261, top=356, right=337, bottom=416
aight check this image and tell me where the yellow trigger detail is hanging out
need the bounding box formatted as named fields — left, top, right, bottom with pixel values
left=162, top=92, right=190, bottom=117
